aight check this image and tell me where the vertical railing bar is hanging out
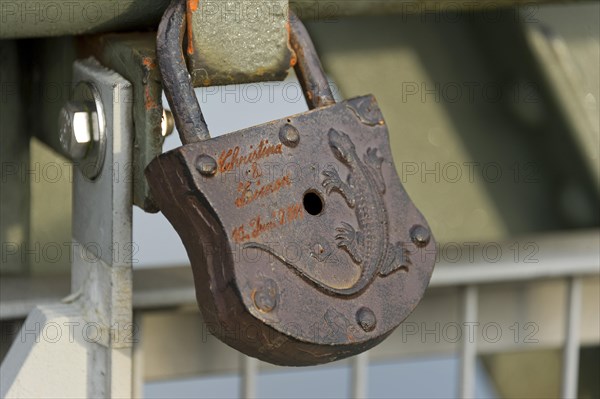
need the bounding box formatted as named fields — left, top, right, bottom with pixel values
left=561, top=276, right=582, bottom=399
left=241, top=355, right=258, bottom=399
left=131, top=312, right=144, bottom=398
left=459, top=285, right=478, bottom=399
left=351, top=351, right=369, bottom=399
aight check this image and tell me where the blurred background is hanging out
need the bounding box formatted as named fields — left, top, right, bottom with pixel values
left=1, top=1, right=599, bottom=398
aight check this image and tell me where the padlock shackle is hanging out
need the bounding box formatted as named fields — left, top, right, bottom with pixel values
left=157, top=0, right=210, bottom=143
left=289, top=13, right=336, bottom=110
left=157, top=0, right=335, bottom=144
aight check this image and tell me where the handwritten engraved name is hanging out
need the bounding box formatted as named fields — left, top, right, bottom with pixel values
left=235, top=173, right=292, bottom=208
left=232, top=202, right=304, bottom=244
left=218, top=139, right=283, bottom=174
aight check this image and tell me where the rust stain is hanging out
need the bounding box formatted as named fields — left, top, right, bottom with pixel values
left=287, top=21, right=297, bottom=67
left=142, top=56, right=156, bottom=69
left=144, top=86, right=159, bottom=110
left=141, top=57, right=159, bottom=110
left=186, top=0, right=198, bottom=55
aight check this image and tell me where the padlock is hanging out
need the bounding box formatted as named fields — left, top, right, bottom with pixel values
left=146, top=0, right=436, bottom=366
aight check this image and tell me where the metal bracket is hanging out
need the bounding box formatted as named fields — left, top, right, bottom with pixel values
left=0, top=58, right=134, bottom=398
left=81, top=33, right=166, bottom=212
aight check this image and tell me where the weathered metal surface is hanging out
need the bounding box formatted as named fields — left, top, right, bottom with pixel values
left=157, top=1, right=334, bottom=144
left=289, top=11, right=334, bottom=109
left=0, top=0, right=589, bottom=39
left=185, top=0, right=293, bottom=87
left=146, top=7, right=435, bottom=365
left=146, top=94, right=436, bottom=365
left=80, top=33, right=166, bottom=212
left=157, top=0, right=209, bottom=143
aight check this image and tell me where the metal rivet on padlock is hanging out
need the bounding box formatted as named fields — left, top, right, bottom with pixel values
left=410, top=225, right=431, bottom=248
left=195, top=154, right=217, bottom=176
left=253, top=279, right=279, bottom=313
left=279, top=124, right=300, bottom=147
left=146, top=0, right=436, bottom=366
left=356, top=307, right=377, bottom=332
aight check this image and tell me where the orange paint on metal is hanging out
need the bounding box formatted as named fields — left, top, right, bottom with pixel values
left=186, top=0, right=199, bottom=55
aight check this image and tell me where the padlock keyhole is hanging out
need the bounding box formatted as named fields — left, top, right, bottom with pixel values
left=303, top=191, right=324, bottom=215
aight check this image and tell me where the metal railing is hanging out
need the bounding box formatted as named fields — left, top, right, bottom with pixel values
left=1, top=231, right=598, bottom=398
left=234, top=230, right=599, bottom=398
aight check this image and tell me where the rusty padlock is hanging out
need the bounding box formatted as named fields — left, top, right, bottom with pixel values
left=146, top=1, right=436, bottom=366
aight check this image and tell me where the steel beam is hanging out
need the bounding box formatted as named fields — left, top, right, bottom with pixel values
left=0, top=1, right=590, bottom=39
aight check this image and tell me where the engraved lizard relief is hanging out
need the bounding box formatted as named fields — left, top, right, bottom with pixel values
left=244, top=128, right=410, bottom=296
left=322, top=128, right=410, bottom=290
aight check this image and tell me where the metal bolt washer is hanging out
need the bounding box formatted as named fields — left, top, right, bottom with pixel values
left=58, top=81, right=106, bottom=180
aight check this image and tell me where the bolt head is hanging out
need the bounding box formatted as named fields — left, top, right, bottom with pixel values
left=356, top=307, right=376, bottom=332
left=195, top=154, right=217, bottom=176
left=58, top=101, right=92, bottom=160
left=161, top=109, right=175, bottom=137
left=410, top=225, right=430, bottom=247
left=279, top=124, right=300, bottom=147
